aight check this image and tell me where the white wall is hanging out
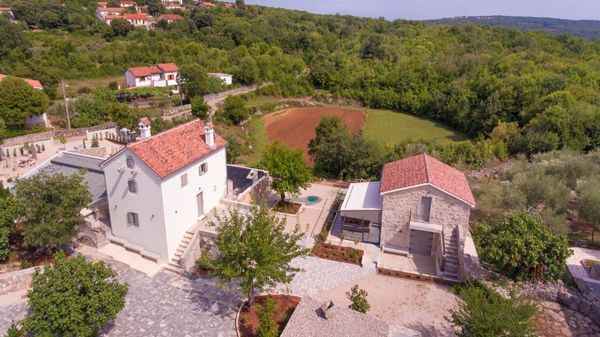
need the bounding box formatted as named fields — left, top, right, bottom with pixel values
left=160, top=147, right=227, bottom=261
left=125, top=71, right=138, bottom=88
left=103, top=148, right=169, bottom=261
left=163, top=71, right=178, bottom=86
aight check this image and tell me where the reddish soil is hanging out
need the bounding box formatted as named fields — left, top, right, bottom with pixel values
left=311, top=241, right=364, bottom=266
left=274, top=200, right=302, bottom=214
left=262, top=107, right=366, bottom=164
left=238, top=295, right=300, bottom=337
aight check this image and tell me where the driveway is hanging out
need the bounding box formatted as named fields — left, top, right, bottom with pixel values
left=0, top=252, right=241, bottom=337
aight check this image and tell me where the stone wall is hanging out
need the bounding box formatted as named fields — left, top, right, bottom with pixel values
left=53, top=123, right=118, bottom=138
left=179, top=229, right=218, bottom=274
left=520, top=281, right=600, bottom=325
left=380, top=185, right=471, bottom=249
left=0, top=266, right=36, bottom=295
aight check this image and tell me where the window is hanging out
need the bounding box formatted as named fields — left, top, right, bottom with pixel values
left=126, top=156, right=134, bottom=169
left=181, top=173, right=188, bottom=187
left=128, top=180, right=137, bottom=194
left=168, top=74, right=174, bottom=80
left=127, top=212, right=139, bottom=227
left=199, top=163, right=208, bottom=176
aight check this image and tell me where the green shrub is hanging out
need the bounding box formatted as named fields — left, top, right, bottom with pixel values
left=475, top=213, right=572, bottom=281
left=449, top=282, right=536, bottom=337
left=346, top=284, right=370, bottom=313
left=256, top=297, right=278, bottom=337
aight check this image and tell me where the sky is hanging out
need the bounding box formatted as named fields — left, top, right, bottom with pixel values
left=240, top=0, right=600, bottom=21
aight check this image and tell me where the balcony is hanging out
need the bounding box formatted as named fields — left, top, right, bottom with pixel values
left=409, top=210, right=442, bottom=234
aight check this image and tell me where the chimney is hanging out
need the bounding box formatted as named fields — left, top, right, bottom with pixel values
left=204, top=122, right=215, bottom=148
left=138, top=117, right=151, bottom=139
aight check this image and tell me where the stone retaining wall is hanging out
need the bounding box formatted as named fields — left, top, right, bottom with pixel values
left=179, top=229, right=219, bottom=274
left=0, top=266, right=36, bottom=295
left=520, top=281, right=600, bottom=325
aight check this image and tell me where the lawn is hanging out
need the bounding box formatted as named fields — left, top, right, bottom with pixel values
left=60, top=75, right=125, bottom=96
left=362, top=108, right=467, bottom=144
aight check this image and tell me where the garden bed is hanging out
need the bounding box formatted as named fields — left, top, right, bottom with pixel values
left=311, top=241, right=363, bottom=266
left=238, top=294, right=300, bottom=337
left=274, top=200, right=302, bottom=215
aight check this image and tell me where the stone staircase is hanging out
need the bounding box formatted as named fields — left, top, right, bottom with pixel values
left=443, top=227, right=460, bottom=280
left=165, top=229, right=196, bottom=275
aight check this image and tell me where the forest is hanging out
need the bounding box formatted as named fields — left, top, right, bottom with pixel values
left=1, top=0, right=600, bottom=157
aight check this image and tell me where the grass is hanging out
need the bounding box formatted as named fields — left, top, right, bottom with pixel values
left=362, top=108, right=467, bottom=145
left=61, top=75, right=125, bottom=96
left=216, top=115, right=269, bottom=167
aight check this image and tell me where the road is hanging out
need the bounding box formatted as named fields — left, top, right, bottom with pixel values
left=162, top=85, right=259, bottom=121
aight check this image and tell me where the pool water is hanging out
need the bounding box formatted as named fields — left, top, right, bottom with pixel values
left=306, top=195, right=322, bottom=204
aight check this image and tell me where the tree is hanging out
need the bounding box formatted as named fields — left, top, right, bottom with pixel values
left=108, top=102, right=134, bottom=128
left=15, top=172, right=91, bottom=251
left=260, top=142, right=311, bottom=202
left=475, top=213, right=572, bottom=281
left=234, top=56, right=260, bottom=85
left=346, top=285, right=370, bottom=313
left=110, top=18, right=133, bottom=37
left=191, top=96, right=210, bottom=120
left=449, top=283, right=536, bottom=337
left=211, top=207, right=309, bottom=306
left=17, top=251, right=127, bottom=337
left=0, top=77, right=49, bottom=128
left=59, top=135, right=67, bottom=149
left=576, top=177, right=600, bottom=243
left=0, top=184, right=18, bottom=262
left=308, top=115, right=353, bottom=179
left=221, top=95, right=252, bottom=125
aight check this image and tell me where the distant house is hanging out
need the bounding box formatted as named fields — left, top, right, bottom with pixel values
left=162, top=0, right=183, bottom=10
left=0, top=74, right=49, bottom=128
left=120, top=13, right=151, bottom=27
left=0, top=6, right=14, bottom=20
left=157, top=14, right=184, bottom=24
left=0, top=74, right=43, bottom=90
left=96, top=7, right=124, bottom=21
left=97, top=1, right=138, bottom=11
left=200, top=1, right=216, bottom=8
left=208, top=73, right=233, bottom=85
left=125, top=63, right=179, bottom=88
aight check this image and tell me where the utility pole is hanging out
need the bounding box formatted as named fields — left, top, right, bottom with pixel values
left=61, top=80, right=71, bottom=129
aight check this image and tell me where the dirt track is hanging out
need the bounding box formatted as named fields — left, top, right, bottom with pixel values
left=262, top=107, right=365, bottom=164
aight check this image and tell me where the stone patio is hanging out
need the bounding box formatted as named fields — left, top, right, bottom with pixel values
left=0, top=248, right=240, bottom=337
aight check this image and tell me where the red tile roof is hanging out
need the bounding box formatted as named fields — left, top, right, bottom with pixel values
left=127, top=65, right=161, bottom=77
left=126, top=119, right=226, bottom=179
left=201, top=2, right=216, bottom=8
left=98, top=7, right=123, bottom=13
left=158, top=14, right=184, bottom=21
left=122, top=13, right=149, bottom=20
left=380, top=153, right=476, bottom=206
left=157, top=63, right=179, bottom=72
left=0, top=74, right=43, bottom=90
left=139, top=117, right=151, bottom=126
left=127, top=63, right=178, bottom=77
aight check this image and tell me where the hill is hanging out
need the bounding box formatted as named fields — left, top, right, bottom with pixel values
left=425, top=16, right=600, bottom=40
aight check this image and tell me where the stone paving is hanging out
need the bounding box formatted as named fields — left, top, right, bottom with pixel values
left=0, top=256, right=241, bottom=337
left=534, top=300, right=600, bottom=337
left=0, top=241, right=380, bottom=336
left=275, top=244, right=379, bottom=296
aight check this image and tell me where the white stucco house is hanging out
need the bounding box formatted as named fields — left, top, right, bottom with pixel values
left=125, top=63, right=179, bottom=88
left=100, top=119, right=227, bottom=264
left=208, top=73, right=233, bottom=86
